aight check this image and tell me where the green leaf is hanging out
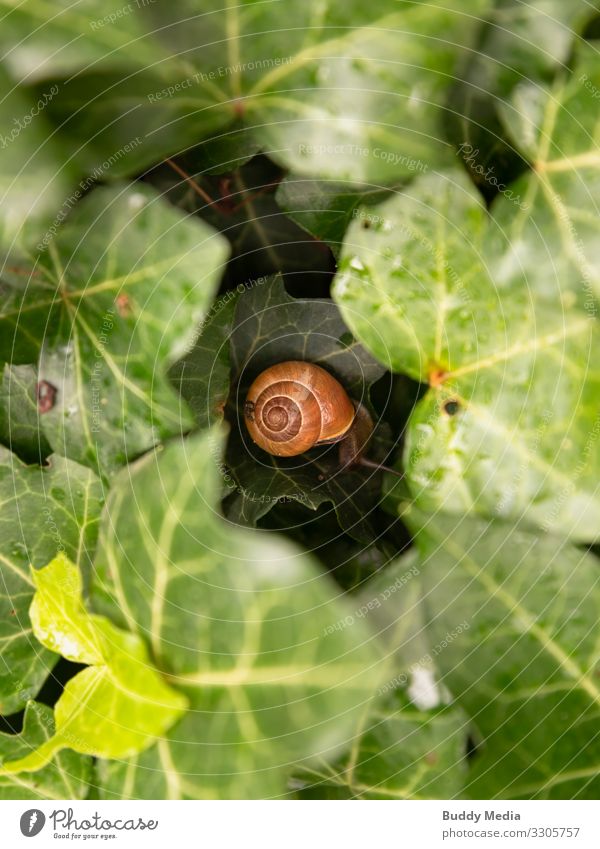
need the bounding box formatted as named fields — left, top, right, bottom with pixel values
left=190, top=128, right=262, bottom=175
left=0, top=364, right=51, bottom=463
left=293, top=685, right=467, bottom=799
left=409, top=510, right=600, bottom=799
left=0, top=553, right=186, bottom=773
left=5, top=0, right=490, bottom=183
left=448, top=0, right=596, bottom=177
left=293, top=549, right=468, bottom=798
left=0, top=447, right=103, bottom=715
left=91, top=428, right=385, bottom=799
left=169, top=291, right=239, bottom=430
left=152, top=155, right=337, bottom=287
left=276, top=178, right=391, bottom=255
left=351, top=548, right=427, bottom=667
left=0, top=0, right=160, bottom=81
left=0, top=702, right=91, bottom=800
left=231, top=277, right=385, bottom=399
left=0, top=183, right=229, bottom=475
left=0, top=66, right=74, bottom=256
left=333, top=169, right=600, bottom=541
left=259, top=500, right=401, bottom=593
left=492, top=42, right=600, bottom=307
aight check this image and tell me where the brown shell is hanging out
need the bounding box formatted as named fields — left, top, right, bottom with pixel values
left=244, top=361, right=355, bottom=457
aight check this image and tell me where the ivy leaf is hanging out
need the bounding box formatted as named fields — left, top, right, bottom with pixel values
left=409, top=509, right=600, bottom=799
left=0, top=66, right=74, bottom=257
left=191, top=129, right=262, bottom=175
left=0, top=0, right=160, bottom=81
left=260, top=500, right=404, bottom=593
left=0, top=702, right=91, bottom=800
left=276, top=177, right=391, bottom=255
left=6, top=0, right=490, bottom=183
left=0, top=447, right=103, bottom=715
left=0, top=553, right=187, bottom=774
left=91, top=429, right=384, bottom=799
left=169, top=291, right=239, bottom=430
left=350, top=547, right=427, bottom=666
left=150, top=155, right=335, bottom=288
left=230, top=276, right=385, bottom=396
left=0, top=364, right=51, bottom=463
left=448, top=0, right=596, bottom=178
left=292, top=685, right=467, bottom=799
left=333, top=169, right=600, bottom=541
left=492, top=43, right=600, bottom=307
left=293, top=549, right=467, bottom=799
left=0, top=184, right=229, bottom=475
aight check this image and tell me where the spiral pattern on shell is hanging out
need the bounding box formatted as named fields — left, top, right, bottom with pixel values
left=244, top=361, right=355, bottom=457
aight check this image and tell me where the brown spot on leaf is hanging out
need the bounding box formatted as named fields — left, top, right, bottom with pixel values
left=37, top=381, right=57, bottom=413
left=115, top=293, right=132, bottom=317
left=424, top=751, right=439, bottom=766
left=6, top=266, right=40, bottom=277
left=9, top=609, right=15, bottom=616
left=429, top=367, right=448, bottom=387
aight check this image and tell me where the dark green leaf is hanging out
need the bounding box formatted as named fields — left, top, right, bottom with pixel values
left=150, top=156, right=335, bottom=290
left=276, top=177, right=391, bottom=255
left=169, top=292, right=239, bottom=430
left=230, top=277, right=384, bottom=399
left=172, top=275, right=393, bottom=538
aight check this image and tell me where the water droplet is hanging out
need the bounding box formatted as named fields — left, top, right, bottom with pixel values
left=10, top=542, right=28, bottom=559
left=316, top=64, right=331, bottom=83
left=128, top=193, right=146, bottom=210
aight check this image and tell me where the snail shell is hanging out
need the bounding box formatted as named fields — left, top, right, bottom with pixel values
left=244, top=361, right=356, bottom=457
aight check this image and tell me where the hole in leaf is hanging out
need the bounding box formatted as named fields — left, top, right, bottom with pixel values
left=443, top=399, right=461, bottom=416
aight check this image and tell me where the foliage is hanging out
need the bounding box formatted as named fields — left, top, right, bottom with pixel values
left=0, top=0, right=598, bottom=801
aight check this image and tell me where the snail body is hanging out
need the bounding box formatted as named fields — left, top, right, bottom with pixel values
left=244, top=361, right=357, bottom=457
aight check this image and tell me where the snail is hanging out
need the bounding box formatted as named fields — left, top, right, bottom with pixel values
left=243, top=361, right=403, bottom=476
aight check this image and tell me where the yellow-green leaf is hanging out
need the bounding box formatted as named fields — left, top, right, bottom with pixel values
left=0, top=554, right=187, bottom=774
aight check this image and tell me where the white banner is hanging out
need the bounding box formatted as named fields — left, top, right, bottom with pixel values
left=0, top=800, right=598, bottom=848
